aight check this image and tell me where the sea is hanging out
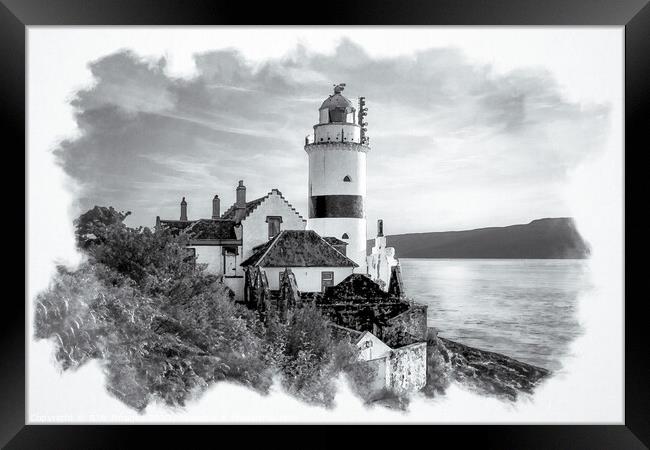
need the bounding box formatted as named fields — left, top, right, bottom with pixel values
left=399, top=258, right=591, bottom=371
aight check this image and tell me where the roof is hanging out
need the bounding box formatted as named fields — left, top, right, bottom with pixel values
left=159, top=218, right=238, bottom=241
left=158, top=220, right=194, bottom=236
left=322, top=273, right=392, bottom=302
left=320, top=93, right=355, bottom=112
left=323, top=236, right=348, bottom=247
left=241, top=230, right=358, bottom=268
left=220, top=188, right=305, bottom=224
left=184, top=219, right=238, bottom=240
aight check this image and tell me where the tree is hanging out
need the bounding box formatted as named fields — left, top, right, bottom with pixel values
left=74, top=205, right=131, bottom=248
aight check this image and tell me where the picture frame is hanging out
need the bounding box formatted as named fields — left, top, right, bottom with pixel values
left=3, top=0, right=646, bottom=447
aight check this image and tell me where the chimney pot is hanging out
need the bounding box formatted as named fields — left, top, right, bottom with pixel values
left=236, top=180, right=246, bottom=208
left=212, top=194, right=221, bottom=219
left=180, top=197, right=188, bottom=221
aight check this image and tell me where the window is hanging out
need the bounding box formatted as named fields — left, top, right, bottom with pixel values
left=266, top=216, right=282, bottom=240
left=321, top=271, right=334, bottom=292
left=343, top=175, right=351, bottom=182
left=341, top=233, right=349, bottom=239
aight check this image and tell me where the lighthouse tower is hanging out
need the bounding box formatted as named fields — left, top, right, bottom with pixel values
left=305, top=83, right=370, bottom=272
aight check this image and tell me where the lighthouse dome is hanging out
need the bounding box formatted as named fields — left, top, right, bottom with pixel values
left=319, top=93, right=354, bottom=112
left=318, top=84, right=356, bottom=124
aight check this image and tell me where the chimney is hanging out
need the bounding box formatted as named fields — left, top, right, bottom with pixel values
left=377, top=219, right=384, bottom=237
left=236, top=180, right=246, bottom=207
left=212, top=194, right=220, bottom=219
left=155, top=216, right=161, bottom=231
left=180, top=197, right=187, bottom=221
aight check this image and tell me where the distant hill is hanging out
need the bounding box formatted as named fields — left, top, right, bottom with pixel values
left=367, top=218, right=590, bottom=259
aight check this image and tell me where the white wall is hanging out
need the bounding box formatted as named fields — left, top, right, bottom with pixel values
left=313, top=123, right=361, bottom=143
left=306, top=143, right=368, bottom=272
left=356, top=332, right=392, bottom=361
left=367, top=236, right=398, bottom=290
left=189, top=244, right=245, bottom=277
left=241, top=191, right=306, bottom=261
left=189, top=245, right=224, bottom=274
left=188, top=244, right=245, bottom=299
left=261, top=266, right=353, bottom=292
left=307, top=145, right=367, bottom=197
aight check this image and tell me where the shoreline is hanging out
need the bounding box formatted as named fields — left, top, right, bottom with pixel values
left=425, top=328, right=550, bottom=401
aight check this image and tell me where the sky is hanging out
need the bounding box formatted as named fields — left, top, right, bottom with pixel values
left=29, top=27, right=620, bottom=235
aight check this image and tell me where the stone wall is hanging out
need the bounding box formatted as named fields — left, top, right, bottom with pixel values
left=329, top=323, right=363, bottom=342
left=318, top=302, right=410, bottom=335
left=388, top=342, right=427, bottom=394
left=381, top=303, right=428, bottom=348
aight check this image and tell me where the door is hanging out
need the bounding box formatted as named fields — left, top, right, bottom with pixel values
left=321, top=271, right=334, bottom=292
left=223, top=247, right=238, bottom=277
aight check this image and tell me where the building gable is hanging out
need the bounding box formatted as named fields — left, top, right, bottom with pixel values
left=221, top=189, right=306, bottom=224
left=237, top=190, right=307, bottom=260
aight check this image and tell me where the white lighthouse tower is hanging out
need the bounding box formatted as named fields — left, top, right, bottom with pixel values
left=305, top=83, right=370, bottom=272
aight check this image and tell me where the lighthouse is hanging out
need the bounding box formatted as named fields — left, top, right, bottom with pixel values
left=305, top=83, right=369, bottom=272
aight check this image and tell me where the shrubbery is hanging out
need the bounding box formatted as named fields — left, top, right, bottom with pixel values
left=34, top=206, right=365, bottom=411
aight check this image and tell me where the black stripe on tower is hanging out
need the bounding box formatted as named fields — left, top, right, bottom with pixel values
left=309, top=195, right=364, bottom=219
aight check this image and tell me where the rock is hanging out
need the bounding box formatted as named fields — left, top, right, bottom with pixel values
left=425, top=328, right=550, bottom=401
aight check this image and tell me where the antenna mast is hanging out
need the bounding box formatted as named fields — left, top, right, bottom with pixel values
left=358, top=96, right=368, bottom=144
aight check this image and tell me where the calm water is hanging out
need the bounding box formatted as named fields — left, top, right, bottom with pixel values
left=400, top=259, right=591, bottom=371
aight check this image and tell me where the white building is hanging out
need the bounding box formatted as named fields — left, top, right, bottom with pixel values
left=304, top=84, right=369, bottom=273
left=367, top=219, right=399, bottom=291
left=157, top=183, right=306, bottom=298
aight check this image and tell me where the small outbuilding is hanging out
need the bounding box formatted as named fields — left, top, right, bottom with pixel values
left=355, top=331, right=427, bottom=397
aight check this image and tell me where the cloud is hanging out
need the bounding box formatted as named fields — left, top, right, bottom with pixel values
left=53, top=39, right=610, bottom=232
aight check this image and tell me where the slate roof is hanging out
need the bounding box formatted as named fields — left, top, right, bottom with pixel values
left=323, top=237, right=348, bottom=247
left=184, top=219, right=238, bottom=240
left=158, top=220, right=194, bottom=236
left=159, top=219, right=238, bottom=241
left=241, top=230, right=358, bottom=268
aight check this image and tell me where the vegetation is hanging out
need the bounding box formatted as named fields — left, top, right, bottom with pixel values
left=34, top=206, right=366, bottom=411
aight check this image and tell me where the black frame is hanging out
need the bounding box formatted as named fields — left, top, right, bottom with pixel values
left=3, top=0, right=646, bottom=447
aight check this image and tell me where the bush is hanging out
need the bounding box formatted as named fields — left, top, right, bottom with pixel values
left=35, top=205, right=380, bottom=411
